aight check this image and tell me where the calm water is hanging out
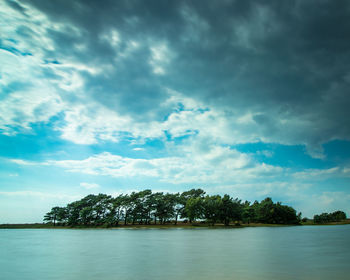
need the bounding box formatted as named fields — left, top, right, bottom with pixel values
left=1, top=225, right=350, bottom=280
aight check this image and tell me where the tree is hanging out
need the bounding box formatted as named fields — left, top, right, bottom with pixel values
left=173, top=193, right=186, bottom=225
left=203, top=195, right=222, bottom=225
left=152, top=192, right=176, bottom=225
left=242, top=201, right=254, bottom=224
left=121, top=194, right=133, bottom=226
left=184, top=197, right=204, bottom=223
left=314, top=210, right=347, bottom=223
left=330, top=210, right=347, bottom=221
left=43, top=189, right=305, bottom=227
left=255, top=197, right=274, bottom=223
left=43, top=206, right=66, bottom=226
left=218, top=195, right=242, bottom=226
left=181, top=189, right=206, bottom=222
left=109, top=195, right=125, bottom=226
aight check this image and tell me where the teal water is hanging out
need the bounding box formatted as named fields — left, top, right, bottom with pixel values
left=1, top=225, right=350, bottom=280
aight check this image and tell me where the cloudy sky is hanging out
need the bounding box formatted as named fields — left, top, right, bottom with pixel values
left=1, top=0, right=350, bottom=223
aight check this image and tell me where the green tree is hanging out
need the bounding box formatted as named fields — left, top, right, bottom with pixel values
left=43, top=189, right=305, bottom=227
left=184, top=197, right=204, bottom=223
left=203, top=195, right=222, bottom=225
left=173, top=193, right=186, bottom=225
left=181, top=188, right=205, bottom=221
left=219, top=195, right=242, bottom=226
left=43, top=206, right=66, bottom=226
left=242, top=201, right=254, bottom=224
left=43, top=207, right=56, bottom=225
left=314, top=210, right=347, bottom=223
left=109, top=195, right=125, bottom=226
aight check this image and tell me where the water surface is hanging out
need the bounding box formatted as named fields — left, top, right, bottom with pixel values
left=1, top=225, right=350, bottom=280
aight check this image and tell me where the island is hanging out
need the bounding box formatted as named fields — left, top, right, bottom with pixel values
left=1, top=189, right=348, bottom=229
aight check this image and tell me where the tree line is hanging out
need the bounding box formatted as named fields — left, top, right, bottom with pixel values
left=313, top=211, right=347, bottom=224
left=44, top=189, right=303, bottom=227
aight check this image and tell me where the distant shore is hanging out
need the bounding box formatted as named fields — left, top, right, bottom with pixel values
left=1, top=220, right=350, bottom=229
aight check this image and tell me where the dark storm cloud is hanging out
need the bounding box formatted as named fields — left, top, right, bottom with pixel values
left=19, top=0, right=350, bottom=150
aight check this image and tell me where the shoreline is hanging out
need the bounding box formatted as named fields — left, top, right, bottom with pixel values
left=1, top=220, right=349, bottom=229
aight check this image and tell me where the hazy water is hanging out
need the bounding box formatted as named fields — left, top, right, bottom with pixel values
left=1, top=225, right=350, bottom=280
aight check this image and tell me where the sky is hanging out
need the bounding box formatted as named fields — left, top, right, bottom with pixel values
left=1, top=0, right=350, bottom=223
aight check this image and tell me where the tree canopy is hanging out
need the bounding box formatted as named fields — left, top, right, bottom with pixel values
left=313, top=211, right=347, bottom=224
left=44, top=189, right=303, bottom=227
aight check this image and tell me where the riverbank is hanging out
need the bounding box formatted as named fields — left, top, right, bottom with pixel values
left=1, top=220, right=349, bottom=229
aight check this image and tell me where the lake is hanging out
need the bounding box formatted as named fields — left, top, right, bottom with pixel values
left=1, top=225, right=350, bottom=280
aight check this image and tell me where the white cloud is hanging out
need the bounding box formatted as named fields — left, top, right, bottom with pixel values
left=0, top=1, right=55, bottom=54
left=149, top=43, right=172, bottom=75
left=256, top=150, right=274, bottom=158
left=0, top=1, right=104, bottom=136
left=0, top=86, right=63, bottom=135
left=10, top=146, right=284, bottom=184
left=133, top=147, right=145, bottom=151
left=9, top=159, right=41, bottom=166
left=100, top=29, right=120, bottom=47
left=0, top=36, right=64, bottom=135
left=54, top=90, right=263, bottom=147
left=1, top=1, right=347, bottom=161
left=292, top=167, right=348, bottom=180
left=80, top=182, right=100, bottom=189
left=58, top=104, right=135, bottom=144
